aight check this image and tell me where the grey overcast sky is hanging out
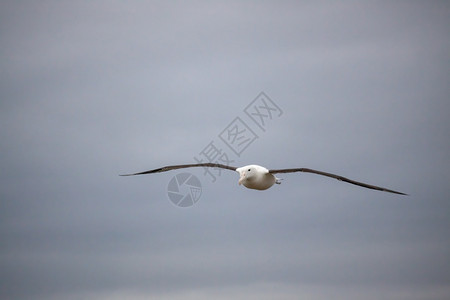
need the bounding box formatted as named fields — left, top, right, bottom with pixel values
left=1, top=1, right=449, bottom=299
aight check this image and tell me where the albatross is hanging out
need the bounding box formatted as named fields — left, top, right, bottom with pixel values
left=120, top=163, right=406, bottom=195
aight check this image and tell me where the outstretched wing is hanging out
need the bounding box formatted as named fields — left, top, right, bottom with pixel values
left=269, top=168, right=407, bottom=195
left=120, top=163, right=237, bottom=176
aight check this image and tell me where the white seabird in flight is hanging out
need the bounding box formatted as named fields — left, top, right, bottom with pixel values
left=120, top=163, right=407, bottom=195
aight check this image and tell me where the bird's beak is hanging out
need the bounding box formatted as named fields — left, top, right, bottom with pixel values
left=238, top=172, right=245, bottom=185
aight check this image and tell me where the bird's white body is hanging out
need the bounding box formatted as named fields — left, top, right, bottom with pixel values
left=236, top=165, right=280, bottom=190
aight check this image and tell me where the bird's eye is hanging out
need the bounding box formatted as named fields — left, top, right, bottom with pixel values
left=248, top=169, right=251, bottom=171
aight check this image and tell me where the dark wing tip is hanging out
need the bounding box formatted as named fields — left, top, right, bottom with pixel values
left=119, top=169, right=163, bottom=176
left=385, top=189, right=408, bottom=196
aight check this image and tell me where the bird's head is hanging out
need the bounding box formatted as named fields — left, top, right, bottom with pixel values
left=236, top=165, right=266, bottom=186
left=237, top=166, right=250, bottom=185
